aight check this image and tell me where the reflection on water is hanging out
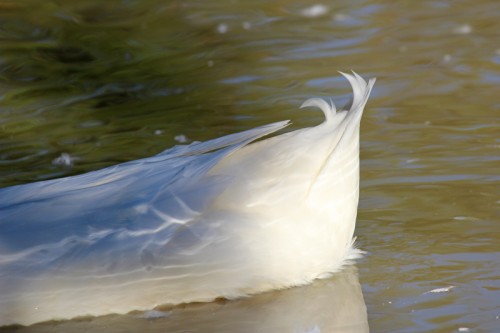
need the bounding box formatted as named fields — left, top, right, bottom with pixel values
left=0, top=0, right=499, bottom=332
left=1, top=267, right=368, bottom=333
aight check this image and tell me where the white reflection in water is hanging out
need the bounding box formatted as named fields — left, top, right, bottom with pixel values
left=4, top=266, right=368, bottom=333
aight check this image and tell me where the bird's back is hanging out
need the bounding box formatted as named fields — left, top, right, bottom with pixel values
left=0, top=72, right=375, bottom=326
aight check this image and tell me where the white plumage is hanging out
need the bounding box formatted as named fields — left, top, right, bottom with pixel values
left=0, top=72, right=375, bottom=326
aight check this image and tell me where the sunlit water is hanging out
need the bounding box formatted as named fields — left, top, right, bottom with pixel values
left=0, top=0, right=499, bottom=332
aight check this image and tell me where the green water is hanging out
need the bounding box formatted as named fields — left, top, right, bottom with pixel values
left=1, top=0, right=499, bottom=332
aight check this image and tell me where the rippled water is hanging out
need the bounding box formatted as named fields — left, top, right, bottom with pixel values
left=1, top=0, right=499, bottom=332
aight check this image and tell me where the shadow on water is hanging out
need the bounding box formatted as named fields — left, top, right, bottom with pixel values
left=1, top=266, right=368, bottom=333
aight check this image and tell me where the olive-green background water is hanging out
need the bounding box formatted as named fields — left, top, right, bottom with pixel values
left=1, top=0, right=498, bottom=332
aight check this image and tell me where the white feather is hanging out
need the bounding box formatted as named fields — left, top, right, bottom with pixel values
left=0, top=72, right=375, bottom=326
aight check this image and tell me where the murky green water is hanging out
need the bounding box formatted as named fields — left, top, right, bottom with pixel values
left=1, top=0, right=498, bottom=332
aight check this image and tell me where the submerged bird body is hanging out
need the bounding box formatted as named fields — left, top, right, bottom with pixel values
left=0, top=73, right=375, bottom=326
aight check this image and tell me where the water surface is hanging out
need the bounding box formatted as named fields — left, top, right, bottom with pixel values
left=1, top=0, right=498, bottom=332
